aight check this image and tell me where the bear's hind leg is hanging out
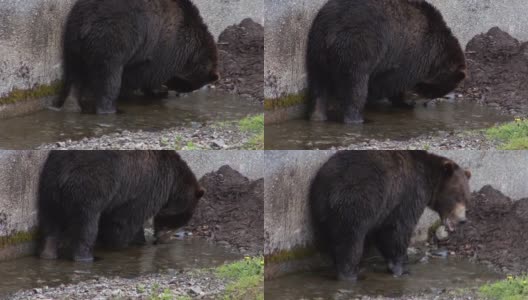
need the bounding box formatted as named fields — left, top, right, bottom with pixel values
left=336, top=73, right=369, bottom=124
left=308, top=77, right=329, bottom=122
left=68, top=212, right=101, bottom=262
left=375, top=224, right=414, bottom=276
left=82, top=64, right=124, bottom=114
left=333, top=233, right=367, bottom=282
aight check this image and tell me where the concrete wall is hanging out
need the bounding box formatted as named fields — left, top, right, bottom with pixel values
left=264, top=0, right=528, bottom=99
left=0, top=0, right=263, bottom=100
left=0, top=150, right=264, bottom=260
left=264, top=150, right=528, bottom=264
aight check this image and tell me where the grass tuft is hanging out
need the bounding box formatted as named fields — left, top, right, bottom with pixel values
left=479, top=275, right=528, bottom=300
left=239, top=114, right=264, bottom=150
left=487, top=118, right=528, bottom=150
left=216, top=256, right=264, bottom=300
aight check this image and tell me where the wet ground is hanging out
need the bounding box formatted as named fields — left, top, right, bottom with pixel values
left=265, top=257, right=501, bottom=300
left=0, top=90, right=260, bottom=149
left=0, top=239, right=240, bottom=298
left=265, top=100, right=512, bottom=150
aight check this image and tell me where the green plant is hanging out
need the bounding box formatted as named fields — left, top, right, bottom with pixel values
left=487, top=118, right=528, bottom=150
left=479, top=275, right=528, bottom=300
left=239, top=114, right=264, bottom=134
left=216, top=257, right=264, bottom=300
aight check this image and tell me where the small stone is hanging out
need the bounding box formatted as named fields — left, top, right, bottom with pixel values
left=435, top=225, right=449, bottom=241
left=211, top=139, right=226, bottom=149
left=33, top=288, right=42, bottom=294
left=188, top=286, right=204, bottom=296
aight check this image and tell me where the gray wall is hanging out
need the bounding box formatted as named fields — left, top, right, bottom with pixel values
left=0, top=0, right=263, bottom=98
left=0, top=150, right=263, bottom=260
left=264, top=150, right=528, bottom=257
left=264, top=0, right=528, bottom=99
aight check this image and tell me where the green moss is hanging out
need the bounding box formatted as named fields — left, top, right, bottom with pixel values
left=0, top=81, right=62, bottom=105
left=216, top=256, right=264, bottom=300
left=0, top=230, right=37, bottom=248
left=264, top=92, right=306, bottom=111
left=487, top=118, right=528, bottom=150
left=479, top=275, right=528, bottom=300
left=265, top=246, right=318, bottom=265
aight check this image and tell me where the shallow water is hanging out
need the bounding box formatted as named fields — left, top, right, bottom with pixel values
left=265, top=257, right=501, bottom=299
left=0, top=90, right=260, bottom=149
left=265, top=101, right=512, bottom=150
left=0, top=239, right=240, bottom=297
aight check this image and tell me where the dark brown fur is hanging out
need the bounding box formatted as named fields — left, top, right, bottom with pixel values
left=54, top=0, right=218, bottom=114
left=38, top=150, right=203, bottom=262
left=309, top=150, right=471, bottom=281
left=306, top=0, right=466, bottom=123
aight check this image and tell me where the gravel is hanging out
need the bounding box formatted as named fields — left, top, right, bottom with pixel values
left=38, top=121, right=256, bottom=150
left=7, top=269, right=228, bottom=300
left=339, top=129, right=501, bottom=150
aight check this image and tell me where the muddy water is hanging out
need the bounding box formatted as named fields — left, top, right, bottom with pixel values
left=265, top=258, right=501, bottom=299
left=0, top=90, right=260, bottom=149
left=0, top=239, right=240, bottom=297
left=265, top=101, right=512, bottom=150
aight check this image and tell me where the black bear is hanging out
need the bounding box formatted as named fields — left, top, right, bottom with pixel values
left=53, top=0, right=219, bottom=114
left=310, top=151, right=471, bottom=281
left=38, top=150, right=204, bottom=262
left=306, top=0, right=466, bottom=123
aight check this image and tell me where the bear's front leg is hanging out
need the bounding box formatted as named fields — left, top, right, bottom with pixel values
left=389, top=92, right=416, bottom=109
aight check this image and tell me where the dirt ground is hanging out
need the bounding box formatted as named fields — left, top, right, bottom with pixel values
left=185, top=165, right=264, bottom=256
left=442, top=185, right=528, bottom=275
left=216, top=18, right=264, bottom=102
left=459, top=27, right=528, bottom=116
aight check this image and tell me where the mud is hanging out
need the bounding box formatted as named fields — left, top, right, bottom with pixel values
left=186, top=166, right=264, bottom=256
left=460, top=27, right=528, bottom=116
left=443, top=185, right=528, bottom=275
left=216, top=18, right=264, bottom=102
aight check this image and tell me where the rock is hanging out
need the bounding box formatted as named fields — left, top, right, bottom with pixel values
left=188, top=286, right=204, bottom=296
left=211, top=139, right=227, bottom=149
left=435, top=225, right=449, bottom=241
left=431, top=249, right=449, bottom=258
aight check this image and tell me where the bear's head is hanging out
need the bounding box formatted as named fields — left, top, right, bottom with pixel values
left=413, top=34, right=466, bottom=99
left=430, top=159, right=471, bottom=232
left=153, top=155, right=205, bottom=240
left=165, top=24, right=219, bottom=93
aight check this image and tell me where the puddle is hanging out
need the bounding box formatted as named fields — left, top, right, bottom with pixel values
left=0, top=239, right=240, bottom=297
left=265, top=101, right=512, bottom=150
left=265, top=257, right=502, bottom=299
left=0, top=90, right=260, bottom=149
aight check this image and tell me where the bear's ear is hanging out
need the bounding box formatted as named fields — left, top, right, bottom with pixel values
left=465, top=170, right=472, bottom=179
left=443, top=161, right=455, bottom=176
left=196, top=188, right=205, bottom=199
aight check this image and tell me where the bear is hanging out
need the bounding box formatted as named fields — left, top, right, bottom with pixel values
left=309, top=150, right=471, bottom=281
left=37, top=150, right=204, bottom=262
left=52, top=0, right=219, bottom=114
left=306, top=0, right=467, bottom=124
